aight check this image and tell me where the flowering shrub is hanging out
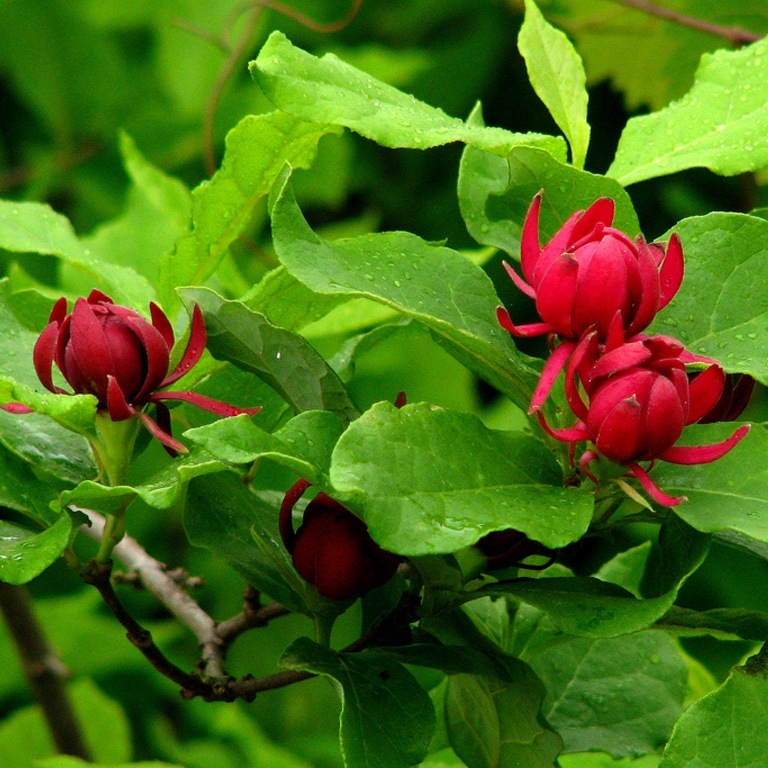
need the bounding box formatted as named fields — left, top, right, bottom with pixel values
left=0, top=6, right=767, bottom=768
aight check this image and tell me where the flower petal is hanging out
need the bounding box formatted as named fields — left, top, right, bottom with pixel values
left=135, top=409, right=188, bottom=454
left=496, top=307, right=553, bottom=338
left=626, top=462, right=686, bottom=506
left=150, top=302, right=175, bottom=349
left=33, top=321, right=67, bottom=394
left=150, top=390, right=261, bottom=417
left=1, top=402, right=34, bottom=414
left=68, top=297, right=114, bottom=401
left=502, top=261, right=536, bottom=299
left=520, top=193, right=543, bottom=284
left=657, top=233, right=684, bottom=310
left=659, top=424, right=750, bottom=465
left=279, top=478, right=312, bottom=552
left=687, top=364, right=726, bottom=425
left=530, top=340, right=575, bottom=414
left=106, top=376, right=135, bottom=421
left=161, top=305, right=206, bottom=388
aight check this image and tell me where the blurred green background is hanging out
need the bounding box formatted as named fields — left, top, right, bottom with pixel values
left=2, top=1, right=768, bottom=765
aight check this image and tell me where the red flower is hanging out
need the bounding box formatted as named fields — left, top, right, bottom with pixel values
left=279, top=479, right=399, bottom=601
left=497, top=193, right=684, bottom=341
left=539, top=333, right=750, bottom=506
left=496, top=193, right=685, bottom=412
left=27, top=290, right=259, bottom=453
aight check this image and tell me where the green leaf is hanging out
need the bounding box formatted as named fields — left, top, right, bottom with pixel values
left=179, top=287, right=358, bottom=423
left=660, top=652, right=768, bottom=767
left=0, top=201, right=155, bottom=308
left=280, top=638, right=436, bottom=768
left=83, top=132, right=191, bottom=285
left=486, top=517, right=709, bottom=638
left=650, top=213, right=768, bottom=382
left=183, top=473, right=315, bottom=615
left=518, top=0, right=590, bottom=168
left=329, top=401, right=593, bottom=556
left=250, top=31, right=566, bottom=159
left=658, top=606, right=768, bottom=641
left=158, top=111, right=338, bottom=310
left=0, top=515, right=71, bottom=585
left=458, top=117, right=639, bottom=257
left=650, top=424, right=768, bottom=545
left=270, top=173, right=540, bottom=411
left=525, top=630, right=687, bottom=757
left=36, top=760, right=183, bottom=768
left=444, top=660, right=562, bottom=768
left=185, top=410, right=345, bottom=486
left=609, top=36, right=768, bottom=185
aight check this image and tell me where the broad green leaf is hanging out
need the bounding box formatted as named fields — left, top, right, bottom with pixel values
left=0, top=515, right=71, bottom=584
left=609, top=36, right=768, bottom=185
left=658, top=606, right=768, bottom=641
left=650, top=213, right=768, bottom=382
left=660, top=653, right=768, bottom=767
left=270, top=173, right=540, bottom=411
left=280, top=638, right=436, bottom=768
left=541, top=0, right=768, bottom=112
left=518, top=0, right=590, bottom=168
left=329, top=401, right=593, bottom=556
left=158, top=111, right=338, bottom=310
left=243, top=266, right=350, bottom=332
left=445, top=660, right=562, bottom=768
left=0, top=409, right=95, bottom=485
left=179, top=287, right=358, bottom=423
left=0, top=201, right=154, bottom=308
left=185, top=410, right=345, bottom=486
left=183, top=473, right=315, bottom=615
left=651, top=424, right=768, bottom=545
left=486, top=517, right=709, bottom=638
left=250, top=31, right=566, bottom=160
left=458, top=115, right=639, bottom=257
left=84, top=132, right=191, bottom=285
left=525, top=630, right=687, bottom=757
left=0, top=678, right=131, bottom=768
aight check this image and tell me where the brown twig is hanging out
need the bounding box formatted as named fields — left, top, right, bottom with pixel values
left=608, top=0, right=761, bottom=46
left=0, top=583, right=92, bottom=759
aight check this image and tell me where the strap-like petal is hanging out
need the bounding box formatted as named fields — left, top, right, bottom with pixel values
left=659, top=424, right=750, bottom=465
left=150, top=390, right=261, bottom=417
left=161, top=305, right=207, bottom=388
left=626, top=462, right=686, bottom=506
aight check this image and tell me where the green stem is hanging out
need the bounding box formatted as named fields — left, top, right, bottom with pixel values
left=94, top=512, right=128, bottom=565
left=313, top=614, right=336, bottom=647
left=89, top=414, right=142, bottom=487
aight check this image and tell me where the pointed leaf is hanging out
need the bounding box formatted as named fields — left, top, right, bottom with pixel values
left=610, top=36, right=768, bottom=185
left=0, top=515, right=72, bottom=585
left=329, top=401, right=593, bottom=556
left=179, top=287, right=358, bottom=423
left=280, top=638, right=436, bottom=768
left=270, top=173, right=540, bottom=411
left=518, top=0, right=590, bottom=168
left=250, top=32, right=566, bottom=159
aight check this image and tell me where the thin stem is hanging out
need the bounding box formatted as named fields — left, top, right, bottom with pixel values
left=608, top=0, right=761, bottom=45
left=0, top=583, right=92, bottom=760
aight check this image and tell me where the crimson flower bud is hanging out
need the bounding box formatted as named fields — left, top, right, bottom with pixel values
left=280, top=480, right=399, bottom=601
left=497, top=193, right=684, bottom=342
left=21, top=290, right=259, bottom=453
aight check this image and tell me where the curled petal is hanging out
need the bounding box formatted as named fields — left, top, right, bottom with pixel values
left=535, top=254, right=579, bottom=337
left=659, top=424, right=750, bottom=465
left=123, top=315, right=171, bottom=404
left=496, top=307, right=553, bottom=338
left=502, top=261, right=536, bottom=299
left=626, top=462, right=686, bottom=507
left=86, top=289, right=114, bottom=306
left=687, top=364, right=726, bottom=425
left=150, top=390, right=261, bottom=417
left=629, top=239, right=663, bottom=334
left=48, top=296, right=68, bottom=325
left=161, top=305, right=207, bottom=388
left=657, top=233, right=684, bottom=310
left=536, top=410, right=589, bottom=444
left=106, top=376, right=135, bottom=421
left=280, top=478, right=312, bottom=552
left=530, top=340, right=575, bottom=414
left=135, top=409, right=188, bottom=454
left=520, top=193, right=543, bottom=284
left=149, top=302, right=175, bottom=349
left=33, top=321, right=67, bottom=394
